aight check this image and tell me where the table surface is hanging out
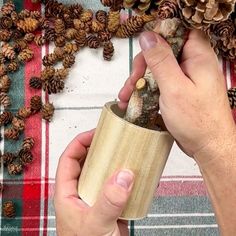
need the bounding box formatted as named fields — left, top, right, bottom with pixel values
left=0, top=0, right=235, bottom=235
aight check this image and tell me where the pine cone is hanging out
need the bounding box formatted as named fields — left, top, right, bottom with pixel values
left=0, top=92, right=11, bottom=109
left=10, top=11, right=18, bottom=22
left=30, top=10, right=41, bottom=19
left=116, top=15, right=145, bottom=38
left=0, top=64, right=6, bottom=77
left=107, top=10, right=120, bottom=33
left=43, top=77, right=65, bottom=94
left=55, top=18, right=66, bottom=34
left=54, top=68, right=69, bottom=80
left=11, top=30, right=24, bottom=41
left=211, top=19, right=234, bottom=38
left=18, top=48, right=34, bottom=63
left=1, top=1, right=15, bottom=16
left=24, top=33, right=35, bottom=43
left=98, top=30, right=112, bottom=42
left=2, top=152, right=16, bottom=166
left=103, top=41, right=114, bottom=61
left=43, top=53, right=58, bottom=66
left=12, top=117, right=25, bottom=131
left=34, top=35, right=46, bottom=46
left=17, top=17, right=39, bottom=33
left=96, top=10, right=107, bottom=24
left=87, top=35, right=100, bottom=49
left=178, top=0, right=235, bottom=29
left=69, top=3, right=83, bottom=18
left=156, top=0, right=179, bottom=20
left=18, top=9, right=31, bottom=19
left=4, top=127, right=19, bottom=140
left=0, top=75, right=11, bottom=93
left=100, top=0, right=123, bottom=11
left=41, top=102, right=55, bottom=121
left=18, top=149, right=33, bottom=166
left=45, top=0, right=66, bottom=18
left=29, top=76, right=42, bottom=89
left=41, top=66, right=55, bottom=80
left=62, top=54, right=76, bottom=68
left=0, top=29, right=12, bottom=42
left=228, top=87, right=236, bottom=109
left=39, top=17, right=50, bottom=30
left=16, top=107, right=32, bottom=119
left=79, top=9, right=93, bottom=22
left=6, top=60, right=19, bottom=73
left=0, top=16, right=13, bottom=29
left=13, top=39, right=28, bottom=53
left=3, top=201, right=15, bottom=218
left=54, top=47, right=65, bottom=60
left=30, top=95, right=42, bottom=113
left=65, top=28, right=78, bottom=40
left=22, top=137, right=35, bottom=150
left=0, top=111, right=13, bottom=126
left=7, top=163, right=22, bottom=175
left=45, top=28, right=56, bottom=42
left=2, top=43, right=16, bottom=60
left=54, top=35, right=66, bottom=47
left=75, top=29, right=87, bottom=47
left=64, top=43, right=79, bottom=54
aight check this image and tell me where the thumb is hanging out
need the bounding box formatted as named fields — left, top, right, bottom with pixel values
left=139, top=31, right=185, bottom=92
left=89, top=170, right=134, bottom=229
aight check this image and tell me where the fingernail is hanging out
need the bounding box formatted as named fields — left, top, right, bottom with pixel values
left=139, top=32, right=157, bottom=51
left=116, top=170, right=134, bottom=190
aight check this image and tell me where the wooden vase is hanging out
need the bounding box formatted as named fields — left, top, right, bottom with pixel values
left=78, top=102, right=174, bottom=220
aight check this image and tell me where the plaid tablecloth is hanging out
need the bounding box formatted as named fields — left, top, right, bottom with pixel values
left=0, top=0, right=235, bottom=235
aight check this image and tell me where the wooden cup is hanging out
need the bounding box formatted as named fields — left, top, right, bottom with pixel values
left=78, top=102, right=174, bottom=220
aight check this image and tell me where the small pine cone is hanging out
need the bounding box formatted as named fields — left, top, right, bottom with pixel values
left=11, top=30, right=24, bottom=40
left=103, top=41, right=114, bottom=61
left=54, top=35, right=66, bottom=47
left=87, top=35, right=100, bottom=49
left=0, top=53, right=6, bottom=64
left=17, top=17, right=39, bottom=33
left=41, top=66, right=55, bottom=81
left=80, top=9, right=93, bottom=22
left=30, top=10, right=41, bottom=19
left=43, top=53, right=58, bottom=66
left=41, top=102, right=55, bottom=122
left=74, top=19, right=85, bottom=30
left=55, top=18, right=65, bottom=34
left=2, top=43, right=16, bottom=60
left=63, top=13, right=74, bottom=28
left=6, top=61, right=19, bottom=73
left=12, top=116, right=25, bottom=131
left=22, top=137, right=34, bottom=150
left=18, top=149, right=33, bottom=166
left=18, top=48, right=34, bottom=63
left=228, top=87, right=236, bottom=109
left=116, top=15, right=144, bottom=38
left=65, top=28, right=78, bottom=40
left=0, top=29, right=12, bottom=42
left=43, top=77, right=65, bottom=94
left=100, top=0, right=113, bottom=7
left=98, top=30, right=112, bottom=42
left=96, top=10, right=107, bottom=24
left=0, top=75, right=11, bottom=93
left=53, top=47, right=65, bottom=60
left=0, top=65, right=7, bottom=77
left=211, top=19, right=234, bottom=39
left=62, top=54, right=76, bottom=68
left=29, top=76, right=42, bottom=89
left=30, top=95, right=42, bottom=113
left=91, top=20, right=105, bottom=33
left=16, top=107, right=32, bottom=119
left=123, top=0, right=157, bottom=15
left=64, top=43, right=79, bottom=54
left=101, top=0, right=123, bottom=11
left=7, top=163, right=22, bottom=175
left=39, top=17, right=51, bottom=30
left=0, top=111, right=13, bottom=126
left=45, top=28, right=56, bottom=42
left=34, top=35, right=46, bottom=46
left=69, top=3, right=83, bottom=18
left=0, top=92, right=11, bottom=109
left=18, top=9, right=30, bottom=19
left=4, top=127, right=19, bottom=140
left=10, top=11, right=18, bottom=22
left=1, top=1, right=15, bottom=16
left=75, top=29, right=87, bottom=47
left=24, top=33, right=35, bottom=43
left=3, top=201, right=15, bottom=218
left=107, top=10, right=120, bottom=33
left=156, top=0, right=179, bottom=20
left=0, top=16, right=13, bottom=29
left=2, top=152, right=16, bottom=166
left=13, top=39, right=28, bottom=53
left=55, top=68, right=69, bottom=80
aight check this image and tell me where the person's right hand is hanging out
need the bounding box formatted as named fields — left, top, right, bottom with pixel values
left=119, top=30, right=236, bottom=163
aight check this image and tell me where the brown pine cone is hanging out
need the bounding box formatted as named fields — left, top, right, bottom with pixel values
left=30, top=10, right=41, bottom=19
left=24, top=33, right=35, bottom=43
left=11, top=30, right=24, bottom=40
left=55, top=18, right=66, bottom=34
left=45, top=0, right=66, bottom=18
left=87, top=35, right=100, bottom=49
left=41, top=66, right=55, bottom=80
left=30, top=95, right=42, bottom=113
left=91, top=20, right=105, bottom=33
left=75, top=29, right=87, bottom=47
left=0, top=92, right=11, bottom=109
left=54, top=35, right=66, bottom=47
left=116, top=15, right=145, bottom=38
left=17, top=17, right=39, bottom=33
left=2, top=43, right=16, bottom=60
left=211, top=19, right=234, bottom=38
left=3, top=201, right=15, bottom=218
left=0, top=75, right=11, bottom=92
left=100, top=0, right=123, bottom=11
left=41, top=102, right=55, bottom=122
left=22, top=137, right=35, bottom=150
left=39, top=17, right=51, bottom=30
left=0, top=111, right=13, bottom=126
left=18, top=9, right=31, bottom=19
left=18, top=48, right=34, bottom=63
left=98, top=30, right=112, bottom=42
left=34, top=35, right=46, bottom=46
left=62, top=54, right=76, bottom=68
left=2, top=152, right=16, bottom=166
left=12, top=117, right=25, bottom=131
left=1, top=1, right=15, bottom=16
left=43, top=77, right=65, bottom=94
left=228, top=87, right=236, bottom=109
left=55, top=68, right=69, bottom=80
left=18, top=149, right=33, bottom=166
left=69, top=3, right=83, bottom=18
left=103, top=41, right=114, bottom=61
left=0, top=64, right=6, bottom=77
left=4, top=127, right=19, bottom=140
left=96, top=10, right=107, bottom=24
left=29, top=76, right=42, bottom=89
left=13, top=39, right=28, bottom=53
left=6, top=60, right=19, bottom=73
left=79, top=9, right=93, bottom=22
left=43, top=53, right=58, bottom=66
left=64, top=43, right=79, bottom=54
left=7, top=163, right=22, bottom=175
left=0, top=16, right=13, bottom=29
left=218, top=36, right=236, bottom=61
left=107, top=10, right=120, bottom=33
left=156, top=0, right=179, bottom=20
left=53, top=47, right=65, bottom=60
left=10, top=11, right=18, bottom=22
left=45, top=28, right=56, bottom=42
left=0, top=29, right=12, bottom=42
left=16, top=107, right=32, bottom=119
left=65, top=28, right=78, bottom=40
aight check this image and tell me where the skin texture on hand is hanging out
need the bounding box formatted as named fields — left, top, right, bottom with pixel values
left=54, top=130, right=134, bottom=236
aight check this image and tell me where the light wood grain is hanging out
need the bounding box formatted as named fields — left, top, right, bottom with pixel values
left=78, top=102, right=174, bottom=220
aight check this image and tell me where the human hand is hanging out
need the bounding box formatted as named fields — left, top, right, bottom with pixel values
left=54, top=130, right=134, bottom=236
left=119, top=30, right=236, bottom=162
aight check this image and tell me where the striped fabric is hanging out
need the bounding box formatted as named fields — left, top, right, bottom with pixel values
left=0, top=0, right=235, bottom=235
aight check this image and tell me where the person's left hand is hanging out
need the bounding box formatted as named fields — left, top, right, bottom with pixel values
left=54, top=130, right=134, bottom=236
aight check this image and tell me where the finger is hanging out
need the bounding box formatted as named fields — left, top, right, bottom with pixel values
left=55, top=130, right=95, bottom=198
left=89, top=170, right=134, bottom=230
left=118, top=53, right=146, bottom=110
left=139, top=31, right=190, bottom=93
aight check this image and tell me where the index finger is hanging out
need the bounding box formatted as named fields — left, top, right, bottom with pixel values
left=55, top=130, right=95, bottom=199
